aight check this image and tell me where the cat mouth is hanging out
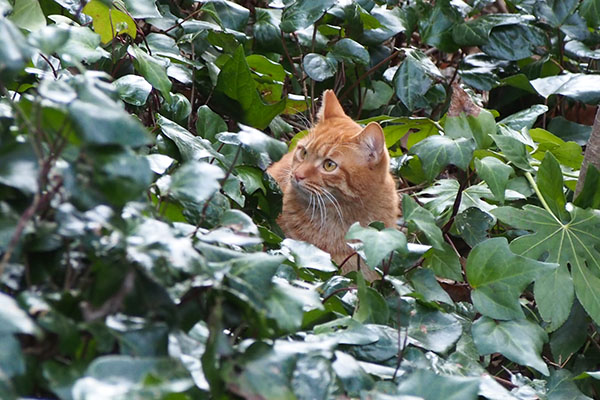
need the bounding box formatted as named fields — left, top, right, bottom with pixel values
left=291, top=178, right=311, bottom=196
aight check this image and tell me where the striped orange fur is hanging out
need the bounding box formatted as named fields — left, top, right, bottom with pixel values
left=268, top=90, right=398, bottom=280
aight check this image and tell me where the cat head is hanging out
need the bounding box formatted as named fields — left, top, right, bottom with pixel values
left=290, top=90, right=388, bottom=200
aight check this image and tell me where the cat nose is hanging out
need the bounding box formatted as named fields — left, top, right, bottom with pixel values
left=294, top=171, right=306, bottom=181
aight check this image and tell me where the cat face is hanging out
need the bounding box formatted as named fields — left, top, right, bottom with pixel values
left=289, top=115, right=387, bottom=202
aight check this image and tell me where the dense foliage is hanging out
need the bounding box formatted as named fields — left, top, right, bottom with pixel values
left=1, top=0, right=600, bottom=398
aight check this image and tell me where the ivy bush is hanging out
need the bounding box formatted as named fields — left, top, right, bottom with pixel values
left=1, top=0, right=600, bottom=399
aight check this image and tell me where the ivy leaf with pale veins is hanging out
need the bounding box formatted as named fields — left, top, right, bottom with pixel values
left=282, top=239, right=337, bottom=272
left=346, top=222, right=408, bottom=269
left=537, top=151, right=568, bottom=222
left=472, top=316, right=549, bottom=376
left=466, top=237, right=558, bottom=320
left=410, top=136, right=476, bottom=181
left=492, top=204, right=600, bottom=331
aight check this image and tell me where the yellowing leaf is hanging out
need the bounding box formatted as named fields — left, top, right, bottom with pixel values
left=83, top=0, right=136, bottom=44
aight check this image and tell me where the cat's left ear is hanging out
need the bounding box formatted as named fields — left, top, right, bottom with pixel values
left=318, top=90, right=347, bottom=120
left=358, top=122, right=386, bottom=165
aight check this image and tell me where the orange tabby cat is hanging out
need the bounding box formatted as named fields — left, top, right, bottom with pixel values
left=268, top=90, right=399, bottom=279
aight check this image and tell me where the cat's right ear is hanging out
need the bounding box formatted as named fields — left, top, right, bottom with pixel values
left=318, top=90, right=346, bottom=120
left=358, top=122, right=386, bottom=165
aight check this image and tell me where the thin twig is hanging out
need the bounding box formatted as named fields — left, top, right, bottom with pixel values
left=339, top=49, right=400, bottom=101
left=281, top=31, right=300, bottom=79
left=194, top=144, right=242, bottom=234
left=39, top=54, right=58, bottom=79
left=441, top=171, right=472, bottom=234
left=393, top=324, right=409, bottom=380
left=321, top=286, right=357, bottom=303
left=338, top=251, right=358, bottom=269
left=163, top=8, right=204, bottom=33
left=0, top=177, right=63, bottom=276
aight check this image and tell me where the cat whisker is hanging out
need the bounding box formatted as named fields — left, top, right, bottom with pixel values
left=308, top=193, right=316, bottom=223
left=322, top=188, right=344, bottom=225
left=315, top=192, right=327, bottom=232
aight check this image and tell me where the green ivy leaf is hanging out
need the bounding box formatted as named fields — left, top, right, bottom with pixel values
left=360, top=81, right=394, bottom=111
left=472, top=316, right=549, bottom=376
left=215, top=46, right=286, bottom=129
left=196, top=105, right=227, bottom=142
left=546, top=369, right=592, bottom=400
left=346, top=222, right=408, bottom=269
left=157, top=115, right=223, bottom=162
left=454, top=207, right=494, bottom=248
left=332, top=353, right=374, bottom=396
left=537, top=152, right=568, bottom=222
left=398, top=369, right=480, bottom=400
left=354, top=275, right=389, bottom=325
left=68, top=100, right=153, bottom=147
left=492, top=205, right=600, bottom=330
left=0, top=18, right=32, bottom=80
left=128, top=45, right=172, bottom=103
left=122, top=0, right=161, bottom=18
left=71, top=356, right=194, bottom=398
left=474, top=156, right=513, bottom=203
left=418, top=3, right=461, bottom=53
left=491, top=134, right=533, bottom=171
left=282, top=239, right=337, bottom=272
left=565, top=40, right=600, bottom=61
left=402, top=194, right=444, bottom=250
left=550, top=301, right=588, bottom=364
left=0, top=143, right=38, bottom=195
left=580, top=0, right=600, bottom=28
left=280, top=0, right=336, bottom=33
left=56, top=26, right=109, bottom=65
left=423, top=243, right=463, bottom=282
left=444, top=107, right=496, bottom=149
left=331, top=38, right=369, bottom=65
left=409, top=268, right=453, bottom=305
left=204, top=0, right=249, bottom=32
left=531, top=73, right=600, bottom=104
left=113, top=75, right=152, bottom=106
left=466, top=237, right=558, bottom=320
left=0, top=292, right=38, bottom=335
left=302, top=53, right=338, bottom=82
left=534, top=0, right=579, bottom=27
left=0, top=335, right=25, bottom=379
left=394, top=49, right=443, bottom=111
left=410, top=136, right=476, bottom=181
left=499, top=104, right=549, bottom=131
left=83, top=0, right=137, bottom=44
left=168, top=161, right=224, bottom=205
left=481, top=24, right=547, bottom=61
left=266, top=279, right=323, bottom=332
left=7, top=0, right=45, bottom=32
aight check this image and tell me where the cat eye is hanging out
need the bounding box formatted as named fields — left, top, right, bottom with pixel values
left=322, top=159, right=337, bottom=172
left=297, top=147, right=307, bottom=160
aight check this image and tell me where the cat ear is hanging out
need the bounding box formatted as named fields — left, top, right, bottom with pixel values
left=318, top=90, right=346, bottom=120
left=358, top=122, right=386, bottom=164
